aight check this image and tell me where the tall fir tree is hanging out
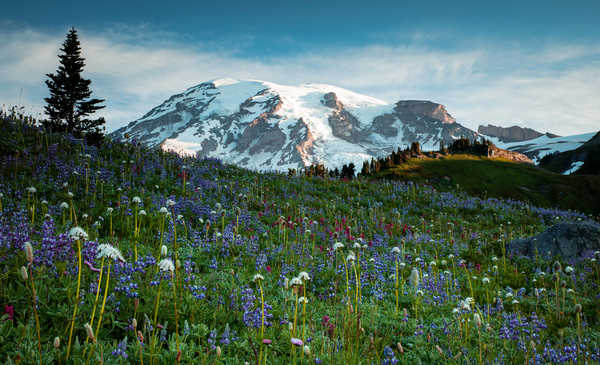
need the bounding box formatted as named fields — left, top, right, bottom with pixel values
left=44, top=27, right=105, bottom=138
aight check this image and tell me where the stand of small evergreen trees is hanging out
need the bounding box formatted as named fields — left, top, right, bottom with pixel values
left=288, top=162, right=355, bottom=180
left=287, top=138, right=493, bottom=180
left=359, top=138, right=493, bottom=176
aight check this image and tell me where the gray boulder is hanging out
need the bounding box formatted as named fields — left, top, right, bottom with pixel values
left=507, top=222, right=600, bottom=262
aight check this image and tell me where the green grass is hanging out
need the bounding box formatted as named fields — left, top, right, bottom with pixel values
left=375, top=154, right=600, bottom=214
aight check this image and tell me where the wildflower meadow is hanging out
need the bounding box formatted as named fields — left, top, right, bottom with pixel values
left=1, top=112, right=599, bottom=364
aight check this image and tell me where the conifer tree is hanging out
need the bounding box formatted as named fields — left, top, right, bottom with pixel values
left=43, top=27, right=105, bottom=138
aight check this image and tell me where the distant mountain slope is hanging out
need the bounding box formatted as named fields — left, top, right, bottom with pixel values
left=482, top=132, right=597, bottom=163
left=478, top=124, right=560, bottom=143
left=111, top=79, right=478, bottom=171
left=538, top=131, right=600, bottom=175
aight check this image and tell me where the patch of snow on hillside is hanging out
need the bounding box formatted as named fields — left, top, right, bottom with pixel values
left=563, top=161, right=584, bottom=175
left=350, top=104, right=394, bottom=129
left=161, top=139, right=201, bottom=156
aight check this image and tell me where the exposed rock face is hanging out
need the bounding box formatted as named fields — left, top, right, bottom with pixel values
left=111, top=79, right=481, bottom=171
left=478, top=124, right=557, bottom=143
left=507, top=222, right=600, bottom=262
left=487, top=145, right=532, bottom=163
left=395, top=100, right=456, bottom=124
left=322, top=92, right=362, bottom=143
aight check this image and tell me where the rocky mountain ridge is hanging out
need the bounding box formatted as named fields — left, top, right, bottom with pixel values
left=478, top=124, right=558, bottom=143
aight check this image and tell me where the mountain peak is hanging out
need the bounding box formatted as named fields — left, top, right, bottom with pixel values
left=394, top=100, right=456, bottom=124
left=111, top=79, right=477, bottom=171
left=210, top=78, right=243, bottom=87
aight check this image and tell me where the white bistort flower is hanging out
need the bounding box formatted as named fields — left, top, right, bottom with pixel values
left=290, top=277, right=303, bottom=287
left=96, top=244, right=125, bottom=262
left=132, top=196, right=142, bottom=204
left=159, top=207, right=168, bottom=214
left=391, top=247, right=401, bottom=255
left=564, top=266, right=574, bottom=274
left=158, top=258, right=175, bottom=273
left=333, top=242, right=344, bottom=251
left=139, top=210, right=147, bottom=216
left=166, top=199, right=175, bottom=207
left=69, top=227, right=88, bottom=241
left=298, top=271, right=311, bottom=282
left=27, top=186, right=36, bottom=194
left=106, top=207, right=114, bottom=214
left=409, top=268, right=420, bottom=289
left=473, top=313, right=482, bottom=328
left=298, top=296, right=309, bottom=304
left=161, top=245, right=168, bottom=257
left=24, top=242, right=34, bottom=263
left=303, top=345, right=311, bottom=356
left=253, top=273, right=264, bottom=282
left=60, top=202, right=69, bottom=210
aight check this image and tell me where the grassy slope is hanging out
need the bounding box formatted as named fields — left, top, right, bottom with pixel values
left=375, top=154, right=600, bottom=214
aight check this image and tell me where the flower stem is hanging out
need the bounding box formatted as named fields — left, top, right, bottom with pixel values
left=66, top=238, right=82, bottom=360
left=28, top=266, right=42, bottom=365
left=89, top=257, right=105, bottom=330
left=95, top=260, right=111, bottom=338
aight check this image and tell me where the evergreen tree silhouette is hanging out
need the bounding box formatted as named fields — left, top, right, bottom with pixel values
left=44, top=27, right=105, bottom=139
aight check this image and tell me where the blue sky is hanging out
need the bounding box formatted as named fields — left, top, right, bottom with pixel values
left=1, top=0, right=599, bottom=134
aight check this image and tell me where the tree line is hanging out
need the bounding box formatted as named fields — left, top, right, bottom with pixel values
left=289, top=137, right=495, bottom=180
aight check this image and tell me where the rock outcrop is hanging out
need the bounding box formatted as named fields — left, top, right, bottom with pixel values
left=507, top=222, right=600, bottom=262
left=487, top=145, right=532, bottom=163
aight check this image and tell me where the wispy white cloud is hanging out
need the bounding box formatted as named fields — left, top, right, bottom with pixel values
left=1, top=26, right=599, bottom=136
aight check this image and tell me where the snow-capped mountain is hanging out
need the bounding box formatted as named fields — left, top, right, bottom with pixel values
left=111, top=78, right=479, bottom=171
